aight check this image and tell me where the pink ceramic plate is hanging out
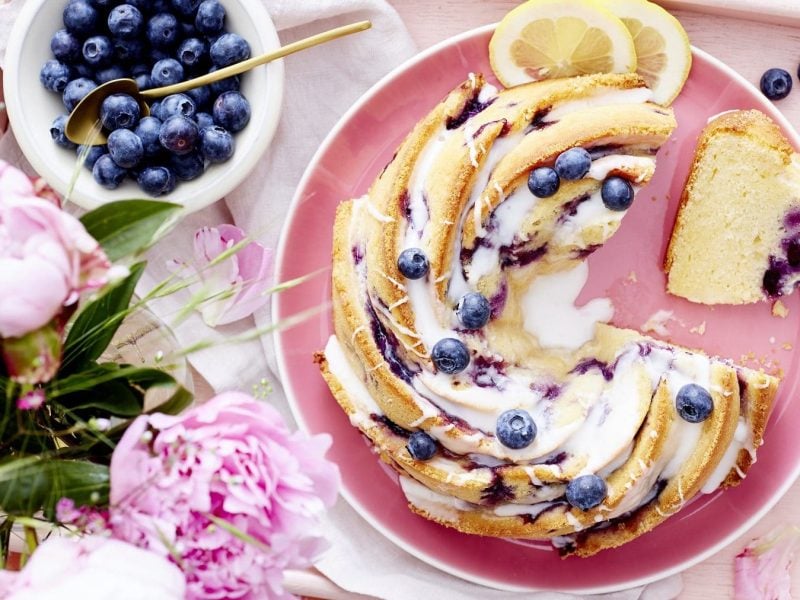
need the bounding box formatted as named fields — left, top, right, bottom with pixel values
left=273, top=25, right=800, bottom=594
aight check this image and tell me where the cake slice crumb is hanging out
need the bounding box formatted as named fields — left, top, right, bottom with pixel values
left=627, top=271, right=638, bottom=283
left=642, top=310, right=674, bottom=336
left=689, top=321, right=707, bottom=335
left=772, top=300, right=789, bottom=318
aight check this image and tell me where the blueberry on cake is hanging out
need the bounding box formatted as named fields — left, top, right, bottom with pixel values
left=665, top=110, right=800, bottom=304
left=316, top=74, right=780, bottom=556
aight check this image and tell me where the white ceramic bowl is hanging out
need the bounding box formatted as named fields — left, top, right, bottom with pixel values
left=4, top=0, right=284, bottom=213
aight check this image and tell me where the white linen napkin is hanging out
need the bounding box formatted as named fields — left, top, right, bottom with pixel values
left=0, top=1, right=681, bottom=598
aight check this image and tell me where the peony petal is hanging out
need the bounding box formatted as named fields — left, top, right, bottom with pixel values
left=734, top=526, right=800, bottom=600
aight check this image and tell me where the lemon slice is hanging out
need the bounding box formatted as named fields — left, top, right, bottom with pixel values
left=489, top=0, right=637, bottom=88
left=603, top=0, right=692, bottom=105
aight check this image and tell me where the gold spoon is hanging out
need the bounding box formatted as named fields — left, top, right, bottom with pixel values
left=65, top=20, right=372, bottom=145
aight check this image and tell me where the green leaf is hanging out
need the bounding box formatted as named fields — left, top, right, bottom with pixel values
left=80, top=200, right=181, bottom=262
left=61, top=263, right=145, bottom=374
left=49, top=364, right=176, bottom=400
left=60, top=380, right=143, bottom=418
left=0, top=458, right=109, bottom=517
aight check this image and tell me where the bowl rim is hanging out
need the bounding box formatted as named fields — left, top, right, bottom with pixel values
left=271, top=22, right=800, bottom=594
left=3, top=0, right=284, bottom=215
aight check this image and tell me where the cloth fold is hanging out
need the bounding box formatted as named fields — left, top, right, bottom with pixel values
left=0, top=1, right=681, bottom=598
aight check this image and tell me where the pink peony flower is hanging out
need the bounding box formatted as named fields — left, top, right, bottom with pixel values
left=109, top=391, right=340, bottom=599
left=181, top=224, right=273, bottom=327
left=735, top=525, right=800, bottom=600
left=0, top=161, right=110, bottom=340
left=0, top=535, right=185, bottom=600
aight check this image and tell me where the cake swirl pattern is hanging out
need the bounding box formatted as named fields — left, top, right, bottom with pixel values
left=316, top=72, right=779, bottom=556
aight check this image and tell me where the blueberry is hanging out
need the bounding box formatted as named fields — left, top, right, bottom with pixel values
left=63, top=1, right=98, bottom=36
left=601, top=176, right=634, bottom=211
left=554, top=147, right=592, bottom=181
left=150, top=101, right=163, bottom=120
left=208, top=68, right=239, bottom=96
left=151, top=58, right=185, bottom=87
left=761, top=68, right=793, bottom=101
left=431, top=338, right=470, bottom=374
left=40, top=60, right=72, bottom=93
left=115, top=39, right=146, bottom=64
left=195, top=112, right=214, bottom=132
left=96, top=65, right=128, bottom=84
left=92, top=154, right=127, bottom=189
left=185, top=86, right=211, bottom=111
left=212, top=91, right=250, bottom=132
left=171, top=0, right=201, bottom=17
left=200, top=126, right=234, bottom=163
left=63, top=78, right=97, bottom=112
left=160, top=93, right=196, bottom=119
left=457, top=292, right=491, bottom=329
left=177, top=38, right=207, bottom=71
left=108, top=129, right=144, bottom=168
left=397, top=248, right=429, bottom=279
left=495, top=409, right=536, bottom=449
left=131, top=63, right=151, bottom=77
left=787, top=239, right=800, bottom=267
left=100, top=93, right=141, bottom=130
left=764, top=268, right=783, bottom=297
left=527, top=167, right=560, bottom=198
left=72, top=62, right=95, bottom=80
left=50, top=115, right=76, bottom=149
left=566, top=475, right=607, bottom=511
left=108, top=5, right=144, bottom=39
left=135, top=73, right=152, bottom=90
left=82, top=36, right=113, bottom=68
left=147, top=13, right=179, bottom=48
left=168, top=150, right=204, bottom=180
left=134, top=116, right=163, bottom=156
left=195, top=0, right=225, bottom=35
left=51, top=29, right=82, bottom=63
left=676, top=384, right=713, bottom=423
left=137, top=166, right=177, bottom=196
left=77, top=144, right=107, bottom=170
left=159, top=115, right=199, bottom=155
left=209, top=33, right=251, bottom=68
left=150, top=48, right=173, bottom=63
left=407, top=431, right=437, bottom=461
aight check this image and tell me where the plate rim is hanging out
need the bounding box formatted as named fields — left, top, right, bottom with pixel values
left=273, top=22, right=800, bottom=594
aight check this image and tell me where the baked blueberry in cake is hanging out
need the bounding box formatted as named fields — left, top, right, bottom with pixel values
left=315, top=74, right=780, bottom=556
left=665, top=110, right=800, bottom=304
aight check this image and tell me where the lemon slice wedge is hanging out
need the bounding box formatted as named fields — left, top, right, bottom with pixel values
left=489, top=0, right=637, bottom=88
left=603, top=0, right=692, bottom=105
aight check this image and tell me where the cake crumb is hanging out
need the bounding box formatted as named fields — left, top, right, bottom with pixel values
left=772, top=300, right=789, bottom=318
left=627, top=271, right=638, bottom=283
left=689, top=321, right=707, bottom=335
left=642, top=310, right=674, bottom=336
left=782, top=343, right=793, bottom=351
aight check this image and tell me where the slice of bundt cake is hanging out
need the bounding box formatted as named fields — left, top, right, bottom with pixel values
left=317, top=75, right=780, bottom=557
left=665, top=110, right=800, bottom=304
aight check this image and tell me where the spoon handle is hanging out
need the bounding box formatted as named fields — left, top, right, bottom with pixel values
left=141, top=20, right=372, bottom=99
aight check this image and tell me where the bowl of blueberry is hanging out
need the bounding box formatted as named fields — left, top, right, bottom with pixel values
left=4, top=0, right=283, bottom=211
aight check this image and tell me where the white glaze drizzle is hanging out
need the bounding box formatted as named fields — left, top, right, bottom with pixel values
left=521, top=262, right=614, bottom=351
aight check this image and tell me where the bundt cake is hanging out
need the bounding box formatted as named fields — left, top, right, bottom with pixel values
left=665, top=109, right=800, bottom=304
left=316, top=73, right=780, bottom=556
